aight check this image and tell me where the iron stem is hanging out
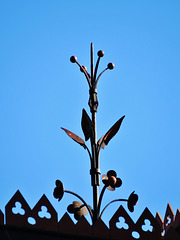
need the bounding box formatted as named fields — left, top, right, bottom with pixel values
left=89, top=43, right=100, bottom=223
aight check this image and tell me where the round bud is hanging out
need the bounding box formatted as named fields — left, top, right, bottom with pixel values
left=67, top=204, right=75, bottom=213
left=80, top=65, right=87, bottom=72
left=97, top=50, right=104, bottom=57
left=70, top=56, right=77, bottom=63
left=55, top=179, right=61, bottom=186
left=107, top=170, right=117, bottom=177
left=108, top=176, right=117, bottom=186
left=107, top=63, right=115, bottom=70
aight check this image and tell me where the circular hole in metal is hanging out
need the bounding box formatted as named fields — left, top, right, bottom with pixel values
left=28, top=217, right=36, bottom=225
left=132, top=231, right=140, bottom=239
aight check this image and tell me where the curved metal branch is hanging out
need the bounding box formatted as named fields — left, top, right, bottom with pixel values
left=97, top=185, right=106, bottom=215
left=97, top=138, right=104, bottom=159
left=94, top=56, right=100, bottom=83
left=86, top=145, right=92, bottom=163
left=65, top=190, right=93, bottom=222
left=95, top=67, right=108, bottom=87
left=99, top=199, right=127, bottom=218
left=76, top=62, right=91, bottom=87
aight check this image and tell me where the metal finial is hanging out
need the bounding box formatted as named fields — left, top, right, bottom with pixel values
left=54, top=44, right=138, bottom=224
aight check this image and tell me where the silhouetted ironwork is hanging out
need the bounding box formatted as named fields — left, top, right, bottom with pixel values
left=1, top=191, right=180, bottom=239
left=0, top=44, right=180, bottom=238
left=54, top=43, right=138, bottom=224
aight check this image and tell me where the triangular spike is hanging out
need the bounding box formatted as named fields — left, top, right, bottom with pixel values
left=136, top=207, right=161, bottom=239
left=58, top=212, right=75, bottom=234
left=31, top=194, right=58, bottom=231
left=109, top=205, right=135, bottom=240
left=164, top=203, right=175, bottom=233
left=155, top=212, right=164, bottom=234
left=5, top=190, right=31, bottom=227
left=0, top=210, right=4, bottom=225
left=92, top=218, right=110, bottom=239
left=75, top=215, right=92, bottom=237
left=174, top=209, right=180, bottom=229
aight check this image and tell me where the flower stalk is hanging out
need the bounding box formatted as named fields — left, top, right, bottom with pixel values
left=53, top=43, right=138, bottom=224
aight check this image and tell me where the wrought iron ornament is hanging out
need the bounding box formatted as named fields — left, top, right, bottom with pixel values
left=53, top=43, right=138, bottom=224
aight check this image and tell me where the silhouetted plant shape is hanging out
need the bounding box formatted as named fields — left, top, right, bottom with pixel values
left=98, top=116, right=125, bottom=149
left=61, top=127, right=86, bottom=149
left=54, top=44, right=139, bottom=224
left=102, top=170, right=122, bottom=191
left=127, top=191, right=138, bottom=212
left=53, top=180, right=64, bottom=201
left=81, top=108, right=94, bottom=141
left=67, top=201, right=88, bottom=221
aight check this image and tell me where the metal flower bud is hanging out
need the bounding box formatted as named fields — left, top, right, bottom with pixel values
left=53, top=180, right=64, bottom=201
left=67, top=201, right=88, bottom=220
left=107, top=62, right=115, bottom=70
left=102, top=170, right=122, bottom=191
left=97, top=50, right=104, bottom=57
left=70, top=56, right=77, bottom=63
left=127, top=191, right=138, bottom=212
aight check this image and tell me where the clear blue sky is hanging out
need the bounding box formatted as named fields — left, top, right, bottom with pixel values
left=0, top=1, right=180, bottom=226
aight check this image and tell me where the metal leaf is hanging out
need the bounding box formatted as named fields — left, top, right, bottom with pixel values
left=81, top=109, right=94, bottom=141
left=97, top=135, right=105, bottom=149
left=61, top=127, right=86, bottom=148
left=103, top=115, right=125, bottom=147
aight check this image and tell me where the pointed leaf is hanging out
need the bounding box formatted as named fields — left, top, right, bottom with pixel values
left=97, top=136, right=105, bottom=149
left=103, top=115, right=125, bottom=146
left=61, top=127, right=86, bottom=148
left=81, top=109, right=94, bottom=141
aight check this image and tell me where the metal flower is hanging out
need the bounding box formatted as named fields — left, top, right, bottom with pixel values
left=67, top=201, right=88, bottom=220
left=127, top=191, right=138, bottom=212
left=53, top=180, right=64, bottom=201
left=102, top=170, right=122, bottom=191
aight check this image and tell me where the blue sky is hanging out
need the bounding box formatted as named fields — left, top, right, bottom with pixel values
left=0, top=1, right=180, bottom=226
